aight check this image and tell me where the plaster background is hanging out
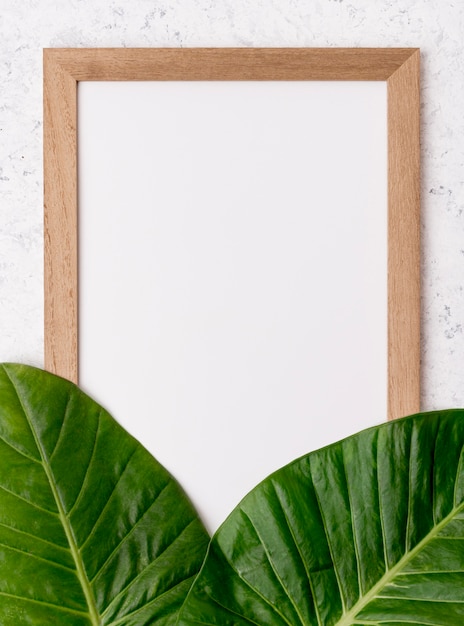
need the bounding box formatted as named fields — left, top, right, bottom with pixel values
left=0, top=0, right=463, bottom=411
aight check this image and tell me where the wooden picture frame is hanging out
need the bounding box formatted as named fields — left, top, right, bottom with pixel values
left=43, top=47, right=420, bottom=422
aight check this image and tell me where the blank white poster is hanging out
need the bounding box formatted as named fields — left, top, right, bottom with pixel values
left=78, top=81, right=387, bottom=532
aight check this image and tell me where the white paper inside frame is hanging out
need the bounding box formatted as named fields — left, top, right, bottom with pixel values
left=78, top=81, right=387, bottom=532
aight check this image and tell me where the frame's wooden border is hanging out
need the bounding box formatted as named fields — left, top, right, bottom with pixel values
left=43, top=47, right=420, bottom=421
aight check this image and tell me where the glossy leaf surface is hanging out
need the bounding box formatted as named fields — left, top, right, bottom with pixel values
left=0, top=363, right=210, bottom=625
left=178, top=410, right=464, bottom=625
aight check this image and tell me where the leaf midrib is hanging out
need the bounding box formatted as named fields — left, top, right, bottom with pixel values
left=4, top=367, right=101, bottom=626
left=335, top=499, right=464, bottom=626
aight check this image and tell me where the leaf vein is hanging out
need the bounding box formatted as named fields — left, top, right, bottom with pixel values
left=376, top=594, right=464, bottom=603
left=342, top=443, right=363, bottom=596
left=89, top=480, right=170, bottom=584
left=454, top=444, right=464, bottom=508
left=310, top=454, right=347, bottom=615
left=67, top=410, right=102, bottom=516
left=0, top=539, right=75, bottom=572
left=0, top=482, right=59, bottom=516
left=0, top=431, right=41, bottom=464
left=108, top=574, right=197, bottom=626
left=49, top=391, right=73, bottom=460
left=241, top=508, right=305, bottom=626
left=405, top=424, right=414, bottom=553
left=206, top=513, right=294, bottom=626
left=0, top=520, right=69, bottom=553
left=201, top=591, right=264, bottom=626
left=376, top=432, right=390, bottom=571
left=271, top=478, right=323, bottom=626
left=101, top=518, right=197, bottom=618
left=0, top=590, right=89, bottom=616
left=431, top=421, right=442, bottom=526
left=396, top=569, right=464, bottom=575
left=79, top=444, right=138, bottom=551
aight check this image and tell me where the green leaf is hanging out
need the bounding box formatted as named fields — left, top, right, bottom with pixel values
left=0, top=363, right=210, bottom=626
left=178, top=410, right=464, bottom=625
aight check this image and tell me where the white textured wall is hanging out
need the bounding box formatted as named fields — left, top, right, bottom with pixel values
left=1, top=0, right=463, bottom=411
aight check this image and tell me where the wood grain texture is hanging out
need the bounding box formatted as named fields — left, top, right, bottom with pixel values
left=43, top=47, right=420, bottom=419
left=387, top=50, right=421, bottom=420
left=44, top=52, right=78, bottom=383
left=44, top=47, right=416, bottom=81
